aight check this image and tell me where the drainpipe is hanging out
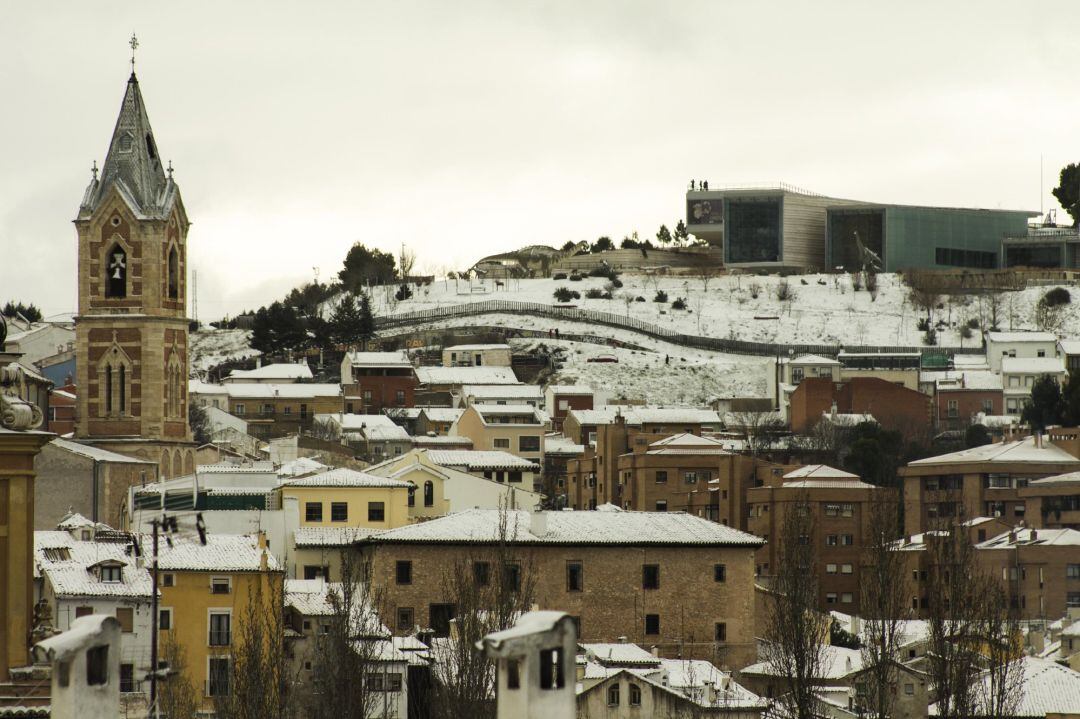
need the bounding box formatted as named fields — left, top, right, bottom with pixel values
left=92, top=458, right=100, bottom=523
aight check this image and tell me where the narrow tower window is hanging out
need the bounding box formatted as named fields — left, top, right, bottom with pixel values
left=119, top=365, right=127, bottom=414
left=167, top=247, right=179, bottom=300
left=104, top=365, right=113, bottom=414
left=105, top=245, right=127, bottom=298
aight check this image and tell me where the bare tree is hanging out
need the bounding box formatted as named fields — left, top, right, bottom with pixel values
left=399, top=245, right=416, bottom=281
left=215, top=577, right=290, bottom=719
left=976, top=582, right=1025, bottom=719
left=157, top=632, right=199, bottom=719
left=305, top=552, right=387, bottom=719
left=858, top=488, right=908, bottom=719
left=762, top=491, right=827, bottom=719
left=430, top=504, right=538, bottom=719
left=732, top=411, right=787, bottom=455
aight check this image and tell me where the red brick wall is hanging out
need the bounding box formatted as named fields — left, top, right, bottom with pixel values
left=935, top=389, right=1002, bottom=425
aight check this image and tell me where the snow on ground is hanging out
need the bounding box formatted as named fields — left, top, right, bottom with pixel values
left=190, top=328, right=260, bottom=374
left=365, top=272, right=1080, bottom=348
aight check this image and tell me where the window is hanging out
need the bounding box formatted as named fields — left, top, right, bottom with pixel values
left=841, top=534, right=854, bottom=546
left=655, top=470, right=668, bottom=484
left=983, top=398, right=994, bottom=413
left=655, top=500, right=667, bottom=512
left=211, top=577, right=231, bottom=595
left=644, top=614, right=660, bottom=635
left=1067, top=564, right=1080, bottom=580
left=608, top=683, right=621, bottom=706
left=331, top=502, right=348, bottom=522
left=101, top=564, right=122, bottom=583
left=684, top=471, right=698, bottom=484
left=934, top=246, right=997, bottom=269
left=305, top=502, right=323, bottom=522
left=120, top=662, right=136, bottom=693
left=234, top=403, right=245, bottom=416
left=159, top=608, right=172, bottom=631
left=539, top=647, right=565, bottom=690
left=947, top=399, right=959, bottom=418
left=519, top=435, right=540, bottom=452
left=115, top=607, right=134, bottom=633
left=629, top=683, right=641, bottom=706
left=506, top=659, right=521, bottom=689
left=209, top=612, right=231, bottom=646
left=643, top=564, right=659, bottom=590
left=826, top=593, right=838, bottom=604
left=87, top=645, right=109, bottom=686
left=167, top=246, right=179, bottom=300
left=396, top=561, right=412, bottom=585
left=714, top=564, right=727, bottom=582
left=208, top=657, right=230, bottom=697
left=715, top=622, right=727, bottom=642
left=792, top=367, right=805, bottom=383
left=105, top=244, right=127, bottom=298
left=826, top=563, right=838, bottom=574
left=567, top=561, right=583, bottom=592
left=474, top=561, right=491, bottom=586
left=397, top=607, right=414, bottom=631
left=75, top=606, right=93, bottom=618
left=303, top=565, right=330, bottom=580
left=493, top=438, right=510, bottom=449
left=424, top=481, right=434, bottom=507
left=826, top=535, right=838, bottom=546
left=1069, top=592, right=1080, bottom=608
left=825, top=503, right=841, bottom=517
left=283, top=406, right=292, bottom=416
left=161, top=573, right=175, bottom=587
left=504, top=563, right=522, bottom=592
left=395, top=390, right=406, bottom=405
left=841, top=593, right=853, bottom=604
left=904, top=683, right=914, bottom=696
left=368, top=501, right=385, bottom=522
left=841, top=564, right=853, bottom=574
left=508, top=470, right=522, bottom=483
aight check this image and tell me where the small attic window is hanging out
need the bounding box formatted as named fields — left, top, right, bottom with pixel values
left=100, top=564, right=123, bottom=583
left=145, top=133, right=157, bottom=160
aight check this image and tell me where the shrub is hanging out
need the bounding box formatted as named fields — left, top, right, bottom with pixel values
left=553, top=272, right=568, bottom=280
left=585, top=288, right=604, bottom=299
left=850, top=272, right=863, bottom=291
left=749, top=282, right=761, bottom=299
left=966, top=318, right=980, bottom=329
left=671, top=297, right=687, bottom=310
left=588, top=267, right=610, bottom=278
left=601, top=291, right=613, bottom=300
left=1043, top=287, right=1072, bottom=307
left=916, top=317, right=930, bottom=332
left=923, top=328, right=937, bottom=346
left=635, top=296, right=646, bottom=302
left=961, top=325, right=973, bottom=340
left=395, top=284, right=413, bottom=301
left=866, top=272, right=878, bottom=294
left=569, top=274, right=583, bottom=282
left=553, top=287, right=575, bottom=302
left=610, top=278, right=623, bottom=289
left=654, top=290, right=669, bottom=303
left=800, top=278, right=809, bottom=285
left=775, top=280, right=796, bottom=302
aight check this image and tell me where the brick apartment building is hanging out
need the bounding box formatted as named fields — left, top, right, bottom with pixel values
left=544, top=385, right=593, bottom=432
left=1020, top=470, right=1080, bottom=530
left=788, top=376, right=932, bottom=438
left=340, top=351, right=417, bottom=414
left=933, top=371, right=1003, bottom=431
left=359, top=508, right=764, bottom=668
left=746, top=464, right=878, bottom=613
left=225, top=383, right=342, bottom=440
left=900, top=436, right=1080, bottom=536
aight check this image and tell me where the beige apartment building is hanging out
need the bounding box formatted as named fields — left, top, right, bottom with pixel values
left=747, top=465, right=878, bottom=613
left=359, top=508, right=764, bottom=669
left=451, top=404, right=545, bottom=464
left=441, top=344, right=512, bottom=367
left=900, top=436, right=1080, bottom=536
left=225, top=383, right=342, bottom=439
left=1019, top=470, right=1080, bottom=530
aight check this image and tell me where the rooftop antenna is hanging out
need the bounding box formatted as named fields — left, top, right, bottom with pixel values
left=129, top=33, right=139, bottom=75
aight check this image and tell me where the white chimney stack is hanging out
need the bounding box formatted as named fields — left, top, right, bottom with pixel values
left=530, top=510, right=547, bottom=537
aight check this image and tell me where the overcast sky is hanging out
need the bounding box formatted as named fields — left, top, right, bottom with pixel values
left=3, top=1, right=1078, bottom=321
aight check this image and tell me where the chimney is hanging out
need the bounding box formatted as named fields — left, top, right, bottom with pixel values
left=830, top=401, right=838, bottom=421
left=617, top=636, right=628, bottom=644
left=1030, top=529, right=1038, bottom=541
left=650, top=645, right=659, bottom=658
left=256, top=357, right=262, bottom=368
left=1008, top=530, right=1017, bottom=543
left=530, top=510, right=547, bottom=537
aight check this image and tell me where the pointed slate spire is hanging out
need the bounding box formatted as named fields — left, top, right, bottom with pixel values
left=82, top=73, right=170, bottom=218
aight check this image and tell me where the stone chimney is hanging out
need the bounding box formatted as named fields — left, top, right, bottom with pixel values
left=530, top=510, right=548, bottom=537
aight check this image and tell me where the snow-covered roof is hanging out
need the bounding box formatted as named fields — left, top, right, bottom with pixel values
left=1028, top=470, right=1080, bottom=486
left=973, top=412, right=1020, bottom=428
left=277, top=457, right=328, bottom=478
left=414, top=366, right=519, bottom=386
left=344, top=351, right=412, bottom=368
left=284, top=579, right=341, bottom=616
left=461, top=384, right=543, bottom=399
left=425, top=450, right=539, bottom=470
left=362, top=424, right=411, bottom=441
left=293, top=526, right=384, bottom=548
left=34, top=531, right=153, bottom=599
left=154, top=534, right=282, bottom=572
left=315, top=413, right=398, bottom=430
left=582, top=643, right=657, bottom=665
left=567, top=406, right=722, bottom=427
left=227, top=363, right=312, bottom=381
left=48, top=437, right=155, bottom=465
left=908, top=436, right=1080, bottom=467
left=741, top=644, right=863, bottom=679
left=420, top=408, right=465, bottom=423
left=224, top=383, right=341, bottom=399
left=1001, top=356, right=1066, bottom=374
left=821, top=412, right=877, bottom=427
left=281, top=468, right=412, bottom=489
left=986, top=331, right=1058, bottom=344
left=444, top=343, right=510, bottom=351
left=544, top=434, right=585, bottom=455
left=659, top=659, right=765, bottom=708
left=55, top=512, right=109, bottom=531
left=977, top=527, right=1080, bottom=549
left=930, top=657, right=1080, bottom=718
left=368, top=509, right=764, bottom=546
left=189, top=379, right=226, bottom=395
left=789, top=354, right=841, bottom=366
left=649, top=433, right=727, bottom=448
left=784, top=464, right=859, bottom=480
left=546, top=384, right=593, bottom=395
left=935, top=371, right=1003, bottom=391
left=1059, top=339, right=1080, bottom=355
left=472, top=404, right=544, bottom=422
left=411, top=435, right=474, bottom=447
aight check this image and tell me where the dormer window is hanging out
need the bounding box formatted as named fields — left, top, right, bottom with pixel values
left=100, top=564, right=123, bottom=583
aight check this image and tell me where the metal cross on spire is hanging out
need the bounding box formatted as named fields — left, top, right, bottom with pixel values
left=129, top=33, right=139, bottom=73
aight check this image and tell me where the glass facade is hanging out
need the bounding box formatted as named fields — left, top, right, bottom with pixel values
left=726, top=198, right=781, bottom=263
left=828, top=209, right=884, bottom=270
left=1004, top=244, right=1064, bottom=269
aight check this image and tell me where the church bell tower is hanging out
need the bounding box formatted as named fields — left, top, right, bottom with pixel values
left=73, top=61, right=194, bottom=479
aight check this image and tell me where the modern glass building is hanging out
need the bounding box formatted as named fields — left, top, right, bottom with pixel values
left=826, top=205, right=1036, bottom=272
left=1001, top=227, right=1080, bottom=269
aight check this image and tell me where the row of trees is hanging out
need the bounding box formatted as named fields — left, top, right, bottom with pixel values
left=248, top=290, right=375, bottom=355
left=765, top=490, right=1022, bottom=719
left=1, top=300, right=42, bottom=323
left=559, top=220, right=703, bottom=256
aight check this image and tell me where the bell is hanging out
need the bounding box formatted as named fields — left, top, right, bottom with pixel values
left=112, top=269, right=123, bottom=279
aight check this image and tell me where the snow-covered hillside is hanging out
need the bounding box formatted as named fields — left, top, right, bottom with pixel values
left=190, top=328, right=259, bottom=374
left=367, top=272, right=1079, bottom=348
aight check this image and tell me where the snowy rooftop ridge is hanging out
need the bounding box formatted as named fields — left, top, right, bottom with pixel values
left=414, top=366, right=519, bottom=386
left=224, top=383, right=341, bottom=399
left=784, top=464, right=859, bottom=480
left=567, top=406, right=722, bottom=427
left=977, top=527, right=1080, bottom=548
left=344, top=350, right=411, bottom=368
left=50, top=437, right=155, bottom=465
left=152, top=534, right=281, bottom=572
left=366, top=508, right=764, bottom=546
left=281, top=468, right=412, bottom=489
left=425, top=450, right=539, bottom=470
left=227, top=362, right=312, bottom=381
left=908, top=436, right=1080, bottom=467
left=293, top=527, right=384, bottom=548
